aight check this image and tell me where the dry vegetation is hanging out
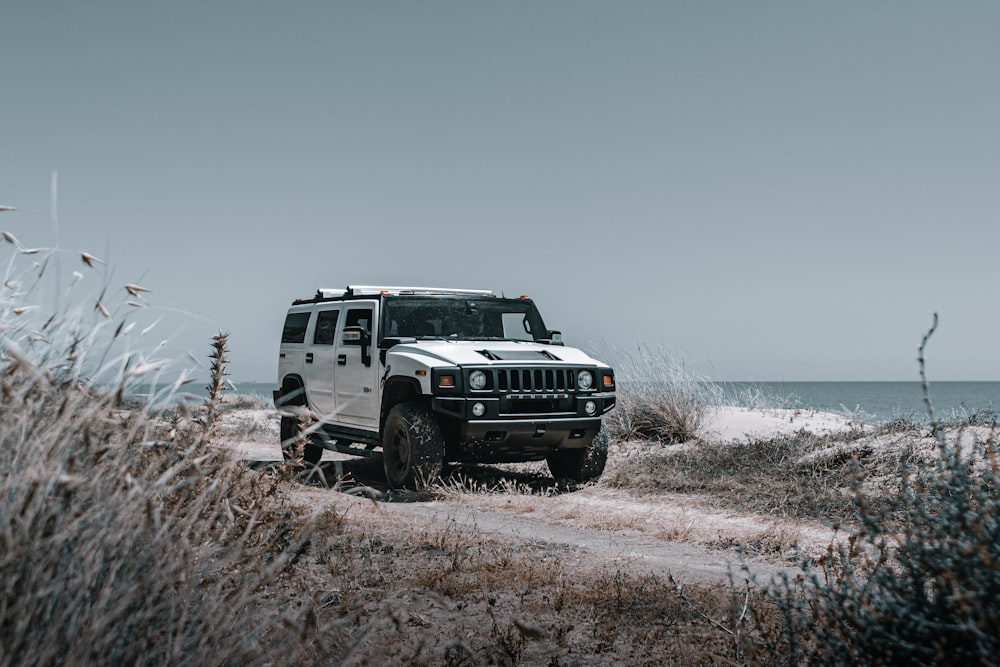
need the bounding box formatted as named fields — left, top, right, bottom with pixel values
left=4, top=233, right=1000, bottom=665
left=604, top=345, right=715, bottom=444
left=0, top=336, right=779, bottom=664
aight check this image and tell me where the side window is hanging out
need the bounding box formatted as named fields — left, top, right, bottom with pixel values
left=313, top=310, right=339, bottom=345
left=281, top=312, right=310, bottom=344
left=345, top=308, right=373, bottom=334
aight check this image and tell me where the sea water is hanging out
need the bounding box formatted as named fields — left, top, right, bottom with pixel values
left=722, top=381, right=1000, bottom=425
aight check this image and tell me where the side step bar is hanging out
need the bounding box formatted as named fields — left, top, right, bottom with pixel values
left=309, top=426, right=381, bottom=458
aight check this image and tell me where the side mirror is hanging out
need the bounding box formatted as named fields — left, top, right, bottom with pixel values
left=342, top=326, right=365, bottom=344
left=342, top=326, right=372, bottom=366
left=541, top=330, right=564, bottom=346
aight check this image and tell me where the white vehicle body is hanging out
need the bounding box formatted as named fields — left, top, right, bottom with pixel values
left=275, top=286, right=616, bottom=487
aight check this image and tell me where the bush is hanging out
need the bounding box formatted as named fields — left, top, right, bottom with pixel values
left=761, top=427, right=1000, bottom=665
left=604, top=345, right=715, bottom=444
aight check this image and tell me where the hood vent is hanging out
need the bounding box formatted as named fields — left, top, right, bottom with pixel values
left=476, top=349, right=561, bottom=361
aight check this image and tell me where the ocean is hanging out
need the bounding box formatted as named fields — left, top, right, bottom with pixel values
left=219, top=381, right=1000, bottom=426
left=721, top=381, right=1000, bottom=425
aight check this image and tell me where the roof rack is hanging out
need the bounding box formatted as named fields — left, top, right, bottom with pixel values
left=344, top=285, right=496, bottom=297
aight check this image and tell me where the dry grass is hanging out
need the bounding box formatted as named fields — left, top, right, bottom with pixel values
left=604, top=345, right=715, bottom=444
left=0, top=350, right=352, bottom=664
left=0, top=242, right=344, bottom=664
left=760, top=421, right=1000, bottom=665
left=313, top=507, right=782, bottom=665
left=603, top=428, right=869, bottom=524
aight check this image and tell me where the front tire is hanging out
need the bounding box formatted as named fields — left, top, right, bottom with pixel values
left=382, top=402, right=445, bottom=489
left=546, top=425, right=608, bottom=483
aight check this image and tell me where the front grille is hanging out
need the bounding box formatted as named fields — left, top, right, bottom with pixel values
left=496, top=368, right=575, bottom=393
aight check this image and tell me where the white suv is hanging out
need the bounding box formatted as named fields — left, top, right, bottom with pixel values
left=275, top=286, right=616, bottom=489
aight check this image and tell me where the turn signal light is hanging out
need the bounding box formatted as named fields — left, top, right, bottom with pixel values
left=439, top=375, right=456, bottom=388
left=602, top=374, right=614, bottom=388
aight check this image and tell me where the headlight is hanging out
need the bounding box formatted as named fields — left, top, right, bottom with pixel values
left=577, top=370, right=594, bottom=390
left=469, top=370, right=487, bottom=390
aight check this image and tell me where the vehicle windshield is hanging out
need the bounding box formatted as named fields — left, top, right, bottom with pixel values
left=381, top=297, right=548, bottom=343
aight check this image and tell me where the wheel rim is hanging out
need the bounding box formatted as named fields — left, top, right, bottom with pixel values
left=280, top=416, right=300, bottom=461
left=387, top=424, right=413, bottom=480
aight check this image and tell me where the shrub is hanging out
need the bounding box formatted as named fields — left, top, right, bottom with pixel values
left=603, top=345, right=715, bottom=444
left=760, top=431, right=1000, bottom=665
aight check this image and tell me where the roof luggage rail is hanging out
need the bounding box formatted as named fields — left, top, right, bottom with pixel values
left=344, top=285, right=496, bottom=297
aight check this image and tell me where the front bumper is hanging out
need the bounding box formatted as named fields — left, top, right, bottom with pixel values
left=432, top=392, right=616, bottom=421
left=431, top=393, right=614, bottom=463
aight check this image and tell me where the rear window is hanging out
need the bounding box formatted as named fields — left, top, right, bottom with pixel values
left=313, top=310, right=339, bottom=345
left=281, top=312, right=310, bottom=344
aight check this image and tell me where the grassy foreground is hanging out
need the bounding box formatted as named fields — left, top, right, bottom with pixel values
left=0, top=338, right=779, bottom=664
left=6, top=342, right=1000, bottom=665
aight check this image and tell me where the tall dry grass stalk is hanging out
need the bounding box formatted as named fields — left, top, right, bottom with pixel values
left=199, top=330, right=230, bottom=434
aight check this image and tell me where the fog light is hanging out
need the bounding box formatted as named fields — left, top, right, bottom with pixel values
left=584, top=400, right=597, bottom=415
left=472, top=402, right=486, bottom=417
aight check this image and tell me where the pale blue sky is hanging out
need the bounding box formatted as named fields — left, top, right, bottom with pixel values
left=3, top=1, right=999, bottom=381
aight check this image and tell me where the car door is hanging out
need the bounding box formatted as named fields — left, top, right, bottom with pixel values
left=334, top=304, right=380, bottom=429
left=302, top=307, right=340, bottom=417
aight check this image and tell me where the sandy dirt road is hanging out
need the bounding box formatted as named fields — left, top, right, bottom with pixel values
left=229, top=405, right=852, bottom=586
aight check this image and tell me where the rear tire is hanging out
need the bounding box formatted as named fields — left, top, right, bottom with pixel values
left=546, top=425, right=608, bottom=483
left=279, top=407, right=322, bottom=466
left=382, top=402, right=445, bottom=489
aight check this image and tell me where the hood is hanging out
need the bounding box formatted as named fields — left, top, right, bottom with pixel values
left=385, top=340, right=605, bottom=367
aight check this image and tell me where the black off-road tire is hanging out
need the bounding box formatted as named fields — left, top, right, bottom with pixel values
left=382, top=402, right=445, bottom=489
left=546, top=425, right=609, bottom=483
left=280, top=409, right=322, bottom=466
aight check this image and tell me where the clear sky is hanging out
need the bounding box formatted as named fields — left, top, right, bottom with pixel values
left=3, top=1, right=999, bottom=382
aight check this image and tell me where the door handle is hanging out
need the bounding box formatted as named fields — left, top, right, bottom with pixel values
left=338, top=355, right=347, bottom=366
left=305, top=353, right=314, bottom=363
